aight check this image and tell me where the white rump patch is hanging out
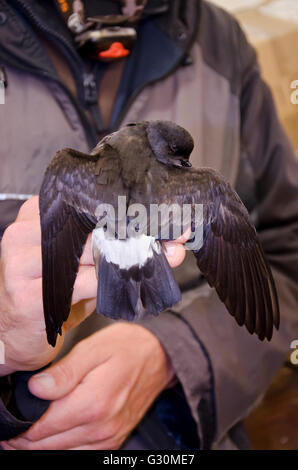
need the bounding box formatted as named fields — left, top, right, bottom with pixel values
left=92, top=228, right=161, bottom=270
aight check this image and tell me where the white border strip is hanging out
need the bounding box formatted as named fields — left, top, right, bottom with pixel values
left=0, top=193, right=34, bottom=201
left=0, top=83, right=5, bottom=105
left=0, top=340, right=5, bottom=365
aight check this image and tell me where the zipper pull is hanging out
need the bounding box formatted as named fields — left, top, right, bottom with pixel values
left=83, top=72, right=97, bottom=105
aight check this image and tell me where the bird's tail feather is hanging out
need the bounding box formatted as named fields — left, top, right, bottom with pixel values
left=140, top=249, right=182, bottom=314
left=96, top=249, right=181, bottom=320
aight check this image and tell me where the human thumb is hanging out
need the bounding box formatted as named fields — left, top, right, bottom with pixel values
left=28, top=341, right=91, bottom=400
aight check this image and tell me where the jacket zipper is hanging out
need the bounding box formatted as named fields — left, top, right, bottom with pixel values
left=10, top=0, right=143, bottom=137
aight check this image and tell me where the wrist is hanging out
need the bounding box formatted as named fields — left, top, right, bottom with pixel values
left=133, top=324, right=176, bottom=389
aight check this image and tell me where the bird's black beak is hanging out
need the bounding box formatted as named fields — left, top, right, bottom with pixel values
left=173, top=158, right=192, bottom=168
left=181, top=160, right=192, bottom=167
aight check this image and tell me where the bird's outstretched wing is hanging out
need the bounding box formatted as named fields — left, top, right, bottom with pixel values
left=148, top=167, right=280, bottom=341
left=39, top=147, right=120, bottom=346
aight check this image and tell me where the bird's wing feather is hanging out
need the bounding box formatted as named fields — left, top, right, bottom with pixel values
left=148, top=167, right=280, bottom=340
left=39, top=147, right=117, bottom=346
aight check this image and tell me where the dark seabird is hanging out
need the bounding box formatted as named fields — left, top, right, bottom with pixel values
left=39, top=120, right=280, bottom=346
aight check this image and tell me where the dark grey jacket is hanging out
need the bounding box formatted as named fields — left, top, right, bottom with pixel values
left=0, top=0, right=298, bottom=450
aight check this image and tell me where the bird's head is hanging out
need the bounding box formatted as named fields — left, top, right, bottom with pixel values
left=146, top=121, right=194, bottom=168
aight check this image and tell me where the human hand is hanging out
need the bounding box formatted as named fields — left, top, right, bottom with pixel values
left=0, top=196, right=97, bottom=375
left=0, top=196, right=187, bottom=376
left=2, top=322, right=175, bottom=450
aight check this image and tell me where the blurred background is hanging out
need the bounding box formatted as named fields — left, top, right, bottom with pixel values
left=211, top=0, right=298, bottom=150
left=209, top=0, right=298, bottom=450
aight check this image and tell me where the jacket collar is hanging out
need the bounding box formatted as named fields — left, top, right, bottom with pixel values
left=110, top=1, right=202, bottom=129
left=0, top=0, right=201, bottom=73
left=110, top=0, right=202, bottom=128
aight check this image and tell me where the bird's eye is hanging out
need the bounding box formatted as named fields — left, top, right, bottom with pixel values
left=169, top=143, right=178, bottom=153
left=127, top=122, right=137, bottom=127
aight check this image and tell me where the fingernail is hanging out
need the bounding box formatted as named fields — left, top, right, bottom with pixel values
left=164, top=243, right=176, bottom=257
left=31, top=373, right=56, bottom=391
